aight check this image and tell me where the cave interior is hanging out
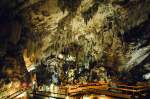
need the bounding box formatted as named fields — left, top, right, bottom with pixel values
left=0, top=0, right=150, bottom=99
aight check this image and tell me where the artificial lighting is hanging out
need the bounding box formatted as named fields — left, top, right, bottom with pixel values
left=66, top=96, right=69, bottom=99
left=16, top=92, right=27, bottom=98
left=49, top=97, right=55, bottom=99
left=83, top=95, right=90, bottom=99
left=99, top=95, right=111, bottom=99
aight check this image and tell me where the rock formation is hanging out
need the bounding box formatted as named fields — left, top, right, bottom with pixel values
left=0, top=0, right=150, bottom=86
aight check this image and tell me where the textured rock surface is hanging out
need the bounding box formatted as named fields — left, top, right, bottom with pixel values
left=0, top=0, right=150, bottom=85
left=19, top=0, right=150, bottom=84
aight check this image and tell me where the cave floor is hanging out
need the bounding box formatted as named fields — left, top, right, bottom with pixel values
left=1, top=82, right=150, bottom=99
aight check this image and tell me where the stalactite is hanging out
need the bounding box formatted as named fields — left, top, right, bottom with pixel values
left=58, top=0, right=82, bottom=13
left=82, top=0, right=102, bottom=23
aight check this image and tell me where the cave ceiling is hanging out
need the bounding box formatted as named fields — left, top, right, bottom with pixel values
left=0, top=0, right=150, bottom=82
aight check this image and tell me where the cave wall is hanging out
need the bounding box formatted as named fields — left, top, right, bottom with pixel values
left=17, top=0, right=150, bottom=84
left=0, top=0, right=150, bottom=85
left=21, top=1, right=149, bottom=65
